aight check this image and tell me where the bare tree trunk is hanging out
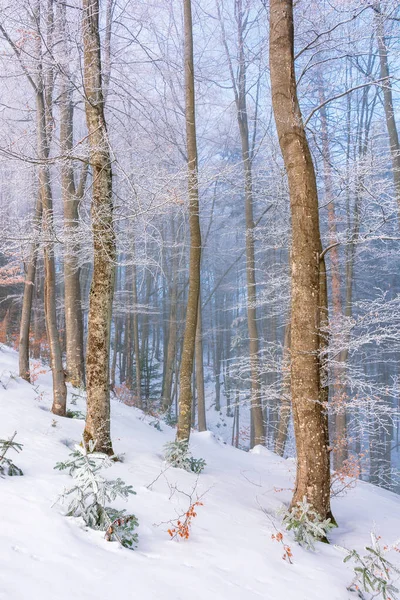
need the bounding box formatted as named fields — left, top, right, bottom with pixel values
left=82, top=0, right=115, bottom=455
left=19, top=194, right=42, bottom=381
left=318, top=80, right=347, bottom=469
left=216, top=0, right=264, bottom=445
left=59, top=2, right=86, bottom=387
left=373, top=0, right=400, bottom=207
left=275, top=323, right=291, bottom=457
left=32, top=263, right=44, bottom=360
left=176, top=0, right=202, bottom=442
left=162, top=231, right=178, bottom=411
left=125, top=283, right=133, bottom=390
left=196, top=294, right=206, bottom=431
left=132, top=261, right=142, bottom=407
left=269, top=0, right=333, bottom=520
left=34, top=0, right=67, bottom=416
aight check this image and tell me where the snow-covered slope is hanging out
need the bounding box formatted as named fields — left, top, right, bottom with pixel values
left=0, top=345, right=399, bottom=600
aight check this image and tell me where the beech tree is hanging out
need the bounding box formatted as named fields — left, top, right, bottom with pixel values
left=269, top=0, right=333, bottom=520
left=82, top=0, right=116, bottom=454
left=176, top=0, right=202, bottom=443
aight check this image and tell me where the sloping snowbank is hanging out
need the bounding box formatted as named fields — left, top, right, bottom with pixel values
left=0, top=345, right=398, bottom=600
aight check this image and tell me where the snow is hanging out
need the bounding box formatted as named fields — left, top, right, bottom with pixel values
left=0, top=345, right=399, bottom=600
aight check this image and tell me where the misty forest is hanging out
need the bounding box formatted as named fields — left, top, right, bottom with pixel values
left=0, top=1, right=400, bottom=599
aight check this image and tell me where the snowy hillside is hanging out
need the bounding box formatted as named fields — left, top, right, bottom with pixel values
left=0, top=344, right=399, bottom=600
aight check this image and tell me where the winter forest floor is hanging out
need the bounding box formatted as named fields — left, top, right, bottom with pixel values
left=0, top=345, right=399, bottom=600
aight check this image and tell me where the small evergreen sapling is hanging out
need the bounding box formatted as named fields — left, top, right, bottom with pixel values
left=54, top=440, right=138, bottom=548
left=164, top=439, right=206, bottom=474
left=344, top=533, right=400, bottom=600
left=65, top=409, right=85, bottom=420
left=282, top=497, right=335, bottom=551
left=0, top=431, right=23, bottom=477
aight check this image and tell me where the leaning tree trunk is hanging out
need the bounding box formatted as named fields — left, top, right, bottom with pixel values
left=269, top=0, right=333, bottom=520
left=82, top=0, right=115, bottom=455
left=176, top=0, right=202, bottom=442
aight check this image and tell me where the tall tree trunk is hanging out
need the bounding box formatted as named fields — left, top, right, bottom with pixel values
left=162, top=230, right=178, bottom=411
left=35, top=0, right=67, bottom=416
left=19, top=194, right=42, bottom=381
left=275, top=323, right=291, bottom=457
left=318, top=79, right=347, bottom=469
left=176, top=0, right=202, bottom=442
left=59, top=3, right=86, bottom=387
left=196, top=294, right=206, bottom=431
left=132, top=261, right=142, bottom=407
left=217, top=0, right=264, bottom=445
left=269, top=0, right=333, bottom=520
left=373, top=0, right=400, bottom=207
left=82, top=0, right=115, bottom=455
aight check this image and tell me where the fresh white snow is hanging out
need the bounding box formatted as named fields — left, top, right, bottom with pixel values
left=0, top=344, right=399, bottom=600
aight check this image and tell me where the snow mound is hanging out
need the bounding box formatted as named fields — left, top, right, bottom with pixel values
left=0, top=345, right=399, bottom=600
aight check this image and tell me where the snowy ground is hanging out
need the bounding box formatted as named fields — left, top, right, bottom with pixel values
left=0, top=344, right=399, bottom=600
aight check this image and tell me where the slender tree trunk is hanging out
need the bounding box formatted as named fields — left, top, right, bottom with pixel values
left=59, top=9, right=86, bottom=387
left=217, top=0, right=264, bottom=445
left=19, top=194, right=42, bottom=381
left=82, top=0, right=115, bottom=455
left=132, top=261, right=142, bottom=407
left=176, top=0, right=202, bottom=442
left=162, top=232, right=178, bottom=411
left=269, top=0, right=333, bottom=520
left=373, top=0, right=400, bottom=207
left=318, top=81, right=348, bottom=469
left=275, top=323, right=291, bottom=457
left=33, top=2, right=67, bottom=416
left=196, top=294, right=206, bottom=431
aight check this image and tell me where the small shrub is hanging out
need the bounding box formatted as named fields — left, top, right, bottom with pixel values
left=65, top=409, right=85, bottom=420
left=164, top=439, right=206, bottom=474
left=345, top=533, right=400, bottom=600
left=167, top=501, right=203, bottom=541
left=164, top=411, right=177, bottom=427
left=105, top=510, right=139, bottom=548
left=149, top=419, right=162, bottom=431
left=0, top=432, right=23, bottom=477
left=30, top=361, right=48, bottom=384
left=331, top=454, right=363, bottom=498
left=271, top=531, right=293, bottom=564
left=282, top=497, right=335, bottom=551
left=54, top=440, right=138, bottom=549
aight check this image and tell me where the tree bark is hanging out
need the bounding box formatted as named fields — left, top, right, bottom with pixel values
left=35, top=0, right=67, bottom=416
left=176, top=0, right=202, bottom=442
left=59, top=2, right=86, bottom=388
left=131, top=261, right=142, bottom=407
left=162, top=229, right=178, bottom=412
left=373, top=0, right=400, bottom=209
left=196, top=294, right=206, bottom=431
left=318, top=79, right=347, bottom=470
left=269, top=0, right=332, bottom=520
left=82, top=0, right=115, bottom=455
left=217, top=0, right=264, bottom=445
left=19, top=194, right=42, bottom=381
left=275, top=323, right=291, bottom=457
